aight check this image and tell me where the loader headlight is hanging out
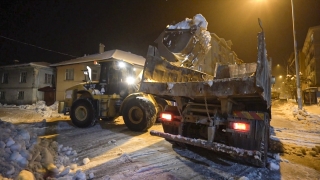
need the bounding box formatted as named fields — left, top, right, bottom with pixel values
left=118, top=62, right=126, bottom=68
left=126, top=76, right=135, bottom=85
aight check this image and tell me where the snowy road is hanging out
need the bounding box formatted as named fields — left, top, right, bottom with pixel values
left=22, top=119, right=279, bottom=180
left=0, top=100, right=320, bottom=179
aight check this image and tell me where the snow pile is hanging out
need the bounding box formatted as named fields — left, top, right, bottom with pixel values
left=0, top=120, right=92, bottom=180
left=17, top=101, right=62, bottom=118
left=268, top=162, right=280, bottom=171
left=0, top=103, right=18, bottom=108
left=292, top=107, right=320, bottom=122
left=167, top=14, right=208, bottom=30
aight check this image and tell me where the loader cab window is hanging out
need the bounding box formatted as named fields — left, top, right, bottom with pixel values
left=99, top=60, right=135, bottom=96
left=100, top=61, right=134, bottom=83
left=99, top=60, right=135, bottom=88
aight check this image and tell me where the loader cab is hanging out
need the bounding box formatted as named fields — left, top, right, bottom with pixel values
left=98, top=60, right=137, bottom=98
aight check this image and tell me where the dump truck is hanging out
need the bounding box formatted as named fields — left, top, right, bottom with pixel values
left=139, top=16, right=273, bottom=167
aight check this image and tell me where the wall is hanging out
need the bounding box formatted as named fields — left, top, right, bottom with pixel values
left=0, top=65, right=54, bottom=105
left=302, top=26, right=320, bottom=88
left=55, top=63, right=97, bottom=101
left=314, top=30, right=320, bottom=86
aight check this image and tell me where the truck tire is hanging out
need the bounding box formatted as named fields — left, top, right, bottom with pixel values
left=70, top=98, right=96, bottom=128
left=123, top=97, right=156, bottom=132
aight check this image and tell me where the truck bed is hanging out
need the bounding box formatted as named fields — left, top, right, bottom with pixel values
left=140, top=33, right=271, bottom=108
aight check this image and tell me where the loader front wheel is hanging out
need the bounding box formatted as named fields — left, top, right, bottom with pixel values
left=123, top=97, right=156, bottom=132
left=70, top=98, right=96, bottom=128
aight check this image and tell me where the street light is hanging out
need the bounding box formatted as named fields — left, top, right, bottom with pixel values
left=291, top=0, right=303, bottom=109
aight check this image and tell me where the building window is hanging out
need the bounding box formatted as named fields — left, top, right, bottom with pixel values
left=1, top=72, right=8, bottom=84
left=65, top=69, right=74, bottom=80
left=18, top=91, right=24, bottom=100
left=20, top=72, right=27, bottom=83
left=0, top=91, right=5, bottom=100
left=45, top=73, right=53, bottom=84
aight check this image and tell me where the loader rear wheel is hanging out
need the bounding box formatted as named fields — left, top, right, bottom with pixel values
left=123, top=97, right=156, bottom=132
left=70, top=98, right=96, bottom=128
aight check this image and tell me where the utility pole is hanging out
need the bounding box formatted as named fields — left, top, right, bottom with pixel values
left=291, top=0, right=302, bottom=109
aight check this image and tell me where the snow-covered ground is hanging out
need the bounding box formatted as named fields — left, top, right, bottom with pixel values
left=0, top=100, right=319, bottom=179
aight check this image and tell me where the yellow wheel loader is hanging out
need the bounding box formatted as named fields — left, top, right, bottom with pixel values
left=63, top=60, right=169, bottom=131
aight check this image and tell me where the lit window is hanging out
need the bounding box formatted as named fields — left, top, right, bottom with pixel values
left=18, top=91, right=24, bottom=100
left=20, top=72, right=27, bottom=83
left=65, top=69, right=74, bottom=80
left=1, top=73, right=8, bottom=84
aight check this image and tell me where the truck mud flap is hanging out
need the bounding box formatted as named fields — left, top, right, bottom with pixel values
left=150, top=130, right=263, bottom=162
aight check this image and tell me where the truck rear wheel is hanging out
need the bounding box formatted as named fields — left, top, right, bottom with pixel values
left=70, top=98, right=96, bottom=128
left=123, top=97, right=156, bottom=131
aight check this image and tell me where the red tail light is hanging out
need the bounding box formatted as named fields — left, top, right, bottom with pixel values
left=160, top=113, right=172, bottom=121
left=233, top=122, right=250, bottom=131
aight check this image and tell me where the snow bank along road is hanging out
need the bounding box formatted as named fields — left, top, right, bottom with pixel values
left=0, top=101, right=319, bottom=179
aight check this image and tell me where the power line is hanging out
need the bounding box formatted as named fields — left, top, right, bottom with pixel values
left=0, top=35, right=79, bottom=58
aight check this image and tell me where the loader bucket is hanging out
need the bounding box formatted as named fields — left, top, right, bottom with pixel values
left=155, top=27, right=210, bottom=67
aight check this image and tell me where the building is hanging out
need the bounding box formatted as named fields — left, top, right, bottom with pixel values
left=287, top=25, right=320, bottom=103
left=302, top=25, right=320, bottom=88
left=301, top=25, right=320, bottom=104
left=287, top=51, right=305, bottom=77
left=50, top=48, right=145, bottom=101
left=0, top=62, right=55, bottom=105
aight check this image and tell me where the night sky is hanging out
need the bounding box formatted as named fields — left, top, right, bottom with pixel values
left=1, top=0, right=320, bottom=68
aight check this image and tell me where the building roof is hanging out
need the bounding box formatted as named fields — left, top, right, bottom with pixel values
left=50, top=49, right=145, bottom=67
left=0, top=62, right=51, bottom=68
